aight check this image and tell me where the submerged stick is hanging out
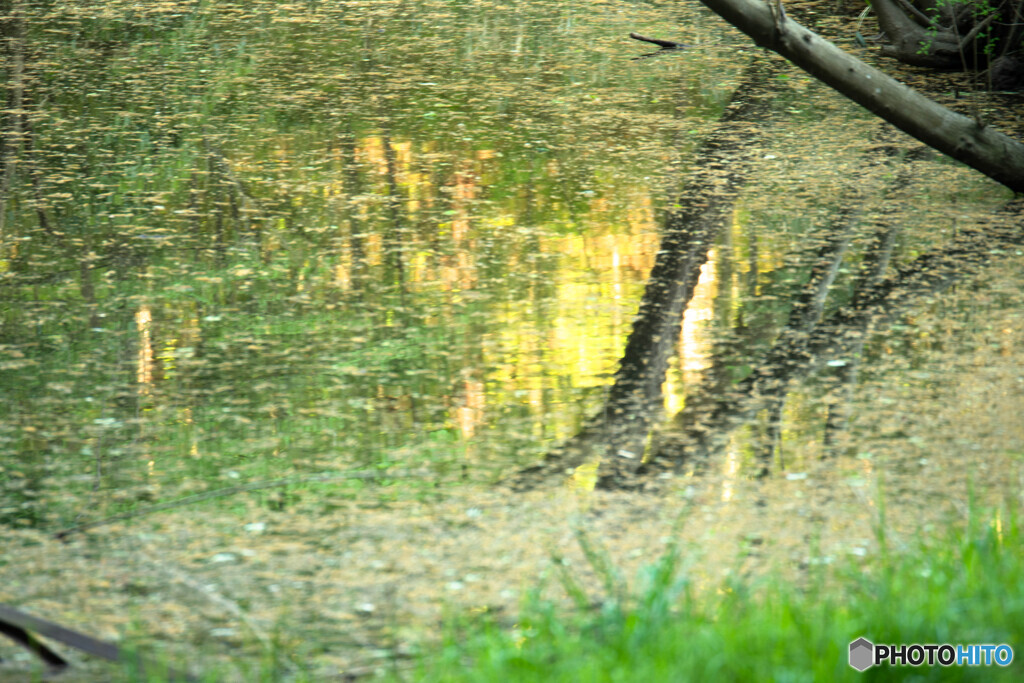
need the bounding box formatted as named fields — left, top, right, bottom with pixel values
left=629, top=32, right=692, bottom=60
left=629, top=32, right=686, bottom=49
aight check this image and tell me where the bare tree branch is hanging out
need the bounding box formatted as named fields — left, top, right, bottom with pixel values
left=691, top=0, right=1024, bottom=192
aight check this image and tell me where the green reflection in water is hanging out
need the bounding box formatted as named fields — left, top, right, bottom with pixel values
left=1, top=0, right=1016, bottom=527
left=0, top=0, right=739, bottom=522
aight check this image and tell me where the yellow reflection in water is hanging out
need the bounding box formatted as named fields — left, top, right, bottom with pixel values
left=456, top=369, right=486, bottom=440
left=136, top=305, right=153, bottom=391
left=666, top=250, right=718, bottom=415
left=721, top=441, right=741, bottom=503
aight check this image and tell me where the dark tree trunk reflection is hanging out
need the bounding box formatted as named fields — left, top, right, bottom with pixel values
left=509, top=102, right=1023, bottom=491
left=643, top=198, right=1024, bottom=481
left=822, top=213, right=901, bottom=456
left=509, top=57, right=783, bottom=489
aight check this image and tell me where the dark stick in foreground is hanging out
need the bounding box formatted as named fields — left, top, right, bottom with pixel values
left=0, top=604, right=196, bottom=681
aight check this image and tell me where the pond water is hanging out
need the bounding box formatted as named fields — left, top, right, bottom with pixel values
left=1, top=1, right=1021, bottom=532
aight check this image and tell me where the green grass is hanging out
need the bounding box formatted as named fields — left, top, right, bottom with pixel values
left=408, top=508, right=1023, bottom=682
